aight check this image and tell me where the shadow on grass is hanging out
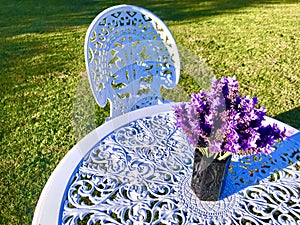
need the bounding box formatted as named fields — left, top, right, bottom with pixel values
left=1, top=0, right=299, bottom=38
left=274, top=107, right=300, bottom=130
left=0, top=0, right=111, bottom=38
left=139, top=0, right=300, bottom=22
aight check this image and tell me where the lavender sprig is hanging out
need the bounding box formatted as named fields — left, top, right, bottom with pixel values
left=174, top=76, right=286, bottom=158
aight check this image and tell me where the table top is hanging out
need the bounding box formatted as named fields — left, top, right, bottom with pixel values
left=32, top=103, right=300, bottom=225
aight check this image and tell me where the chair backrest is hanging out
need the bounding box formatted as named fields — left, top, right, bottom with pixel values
left=85, top=4, right=180, bottom=119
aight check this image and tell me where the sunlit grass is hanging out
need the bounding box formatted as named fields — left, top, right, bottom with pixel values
left=0, top=0, right=299, bottom=224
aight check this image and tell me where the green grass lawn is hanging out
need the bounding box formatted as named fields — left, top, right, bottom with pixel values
left=1, top=0, right=299, bottom=224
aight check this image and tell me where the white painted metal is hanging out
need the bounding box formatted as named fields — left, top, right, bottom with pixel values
left=32, top=102, right=299, bottom=224
left=85, top=5, right=180, bottom=119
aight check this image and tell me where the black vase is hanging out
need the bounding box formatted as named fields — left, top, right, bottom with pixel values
left=191, top=150, right=231, bottom=201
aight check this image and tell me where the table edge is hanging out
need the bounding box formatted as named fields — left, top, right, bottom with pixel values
left=32, top=102, right=299, bottom=225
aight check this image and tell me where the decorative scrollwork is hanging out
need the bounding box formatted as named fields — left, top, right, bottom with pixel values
left=61, top=112, right=300, bottom=224
left=85, top=5, right=180, bottom=119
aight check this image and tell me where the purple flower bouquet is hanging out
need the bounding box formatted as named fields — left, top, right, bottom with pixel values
left=174, top=76, right=286, bottom=201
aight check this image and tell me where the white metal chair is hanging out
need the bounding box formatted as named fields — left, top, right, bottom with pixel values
left=85, top=4, right=180, bottom=119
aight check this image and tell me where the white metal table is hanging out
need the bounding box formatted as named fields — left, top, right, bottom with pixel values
left=32, top=103, right=300, bottom=225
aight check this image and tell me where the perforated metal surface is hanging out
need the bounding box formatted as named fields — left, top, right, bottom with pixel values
left=61, top=111, right=300, bottom=225
left=85, top=5, right=180, bottom=119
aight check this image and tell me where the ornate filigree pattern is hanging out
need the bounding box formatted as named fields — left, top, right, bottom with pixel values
left=61, top=112, right=300, bottom=224
left=85, top=5, right=180, bottom=119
